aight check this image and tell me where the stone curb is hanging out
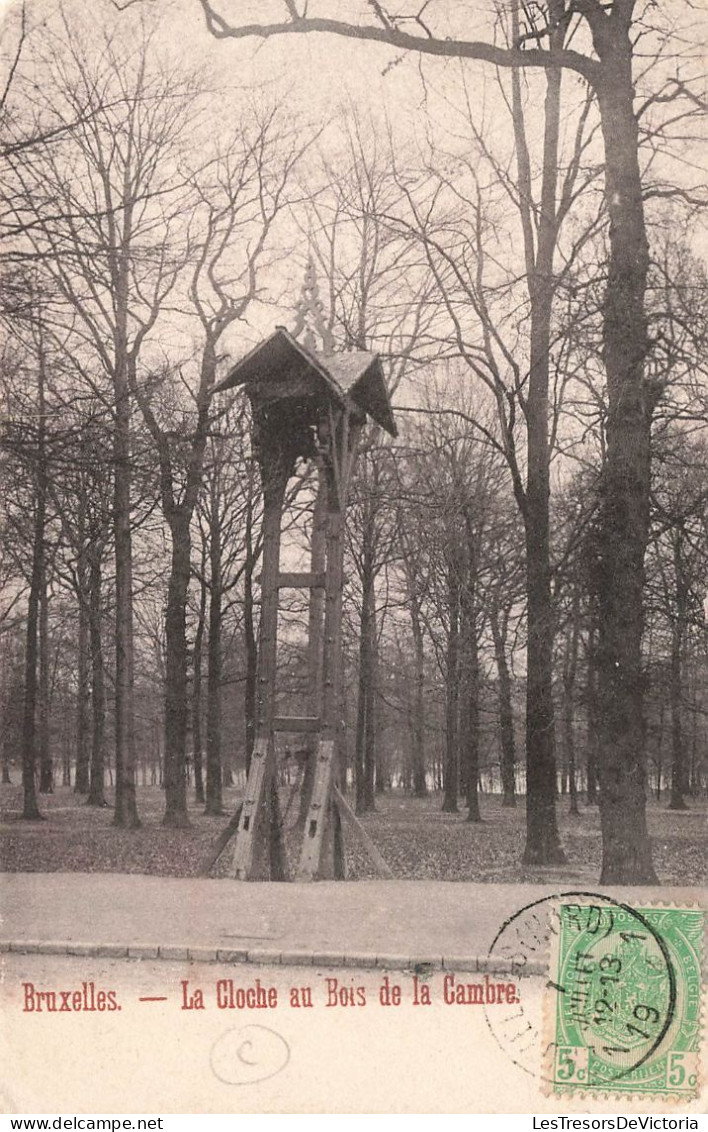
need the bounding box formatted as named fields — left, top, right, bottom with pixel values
left=0, top=939, right=542, bottom=974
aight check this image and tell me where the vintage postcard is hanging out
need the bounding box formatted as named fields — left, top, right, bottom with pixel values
left=0, top=0, right=706, bottom=1116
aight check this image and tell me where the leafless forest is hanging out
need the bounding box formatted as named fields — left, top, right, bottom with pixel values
left=1, top=0, right=706, bottom=887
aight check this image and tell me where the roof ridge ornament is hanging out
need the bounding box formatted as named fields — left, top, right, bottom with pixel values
left=291, top=255, right=336, bottom=356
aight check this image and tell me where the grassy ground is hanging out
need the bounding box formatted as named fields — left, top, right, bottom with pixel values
left=0, top=782, right=705, bottom=885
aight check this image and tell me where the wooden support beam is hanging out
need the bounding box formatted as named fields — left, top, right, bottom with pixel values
left=204, top=342, right=394, bottom=885
left=268, top=778, right=286, bottom=881
left=274, top=715, right=321, bottom=733
left=296, top=739, right=336, bottom=881
left=200, top=804, right=242, bottom=876
left=318, top=794, right=346, bottom=881
left=333, top=786, right=394, bottom=879
left=277, top=571, right=326, bottom=589
left=231, top=736, right=276, bottom=880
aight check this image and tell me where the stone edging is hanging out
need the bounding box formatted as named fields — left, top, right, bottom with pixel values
left=0, top=939, right=546, bottom=975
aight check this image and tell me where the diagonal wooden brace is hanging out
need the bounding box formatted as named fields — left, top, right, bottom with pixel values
left=333, top=786, right=393, bottom=878
left=296, top=739, right=339, bottom=881
left=231, top=736, right=278, bottom=880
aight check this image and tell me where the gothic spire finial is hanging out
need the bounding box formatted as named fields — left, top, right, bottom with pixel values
left=292, top=253, right=336, bottom=355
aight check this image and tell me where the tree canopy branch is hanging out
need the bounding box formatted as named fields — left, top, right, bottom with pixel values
left=197, top=2, right=600, bottom=84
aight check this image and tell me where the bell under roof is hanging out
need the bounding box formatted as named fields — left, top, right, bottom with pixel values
left=214, top=326, right=397, bottom=437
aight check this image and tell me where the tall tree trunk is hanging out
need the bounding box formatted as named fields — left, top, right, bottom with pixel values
left=368, top=598, right=381, bottom=799
left=38, top=568, right=52, bottom=793
left=655, top=698, right=664, bottom=802
left=355, top=573, right=376, bottom=813
left=410, top=596, right=427, bottom=797
left=74, top=516, right=91, bottom=794
left=205, top=488, right=223, bottom=815
left=87, top=552, right=107, bottom=807
left=668, top=623, right=687, bottom=810
left=563, top=587, right=581, bottom=817
left=298, top=471, right=326, bottom=825
left=585, top=626, right=599, bottom=805
left=243, top=458, right=260, bottom=778
left=21, top=503, right=44, bottom=819
left=442, top=554, right=460, bottom=813
left=163, top=514, right=191, bottom=827
left=0, top=649, right=8, bottom=784
left=566, top=710, right=579, bottom=815
left=21, top=552, right=43, bottom=819
left=668, top=535, right=688, bottom=810
left=61, top=722, right=71, bottom=786
left=666, top=638, right=684, bottom=815
left=523, top=447, right=563, bottom=856
left=517, top=55, right=565, bottom=865
left=461, top=516, right=481, bottom=821
left=0, top=645, right=10, bottom=784
left=595, top=29, right=657, bottom=883
left=130, top=340, right=214, bottom=821
left=354, top=617, right=367, bottom=813
left=688, top=654, right=699, bottom=797
left=243, top=554, right=257, bottom=779
left=75, top=595, right=91, bottom=793
left=192, top=548, right=206, bottom=805
left=463, top=618, right=481, bottom=823
left=21, top=345, right=47, bottom=821
left=491, top=604, right=516, bottom=807
left=112, top=356, right=139, bottom=827
left=400, top=533, right=428, bottom=797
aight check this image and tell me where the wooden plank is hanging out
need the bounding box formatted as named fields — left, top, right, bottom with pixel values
left=231, top=736, right=275, bottom=880
left=319, top=792, right=346, bottom=881
left=308, top=471, right=327, bottom=716
left=277, top=571, right=326, bottom=589
left=296, top=739, right=335, bottom=881
left=199, top=804, right=242, bottom=876
left=255, top=571, right=346, bottom=587
left=333, top=786, right=394, bottom=879
left=273, top=715, right=321, bottom=733
left=256, top=470, right=288, bottom=734
left=268, top=777, right=286, bottom=881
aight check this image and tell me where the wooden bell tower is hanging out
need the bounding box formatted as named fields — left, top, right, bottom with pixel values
left=212, top=289, right=396, bottom=881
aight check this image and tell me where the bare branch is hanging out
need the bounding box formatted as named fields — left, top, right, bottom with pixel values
left=0, top=1, right=26, bottom=113
left=197, top=2, right=600, bottom=84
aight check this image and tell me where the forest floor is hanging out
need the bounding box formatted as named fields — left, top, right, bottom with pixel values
left=0, top=783, right=705, bottom=886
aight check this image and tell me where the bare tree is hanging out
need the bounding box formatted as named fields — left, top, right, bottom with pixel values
left=299, top=125, right=436, bottom=810
left=5, top=19, right=204, bottom=826
left=48, top=399, right=114, bottom=807
left=648, top=435, right=708, bottom=811
left=0, top=292, right=55, bottom=819
left=18, top=333, right=47, bottom=818
left=132, top=108, right=310, bottom=826
left=195, top=0, right=705, bottom=882
left=346, top=441, right=399, bottom=811
left=394, top=383, right=511, bottom=817
left=196, top=403, right=266, bottom=813
left=391, top=460, right=433, bottom=799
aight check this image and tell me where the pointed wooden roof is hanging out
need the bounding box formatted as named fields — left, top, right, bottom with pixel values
left=214, top=327, right=397, bottom=437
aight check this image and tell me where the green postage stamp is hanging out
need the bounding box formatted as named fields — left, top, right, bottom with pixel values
left=548, top=903, right=704, bottom=1098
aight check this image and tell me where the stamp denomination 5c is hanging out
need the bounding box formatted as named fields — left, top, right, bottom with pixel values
left=547, top=904, right=704, bottom=1099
